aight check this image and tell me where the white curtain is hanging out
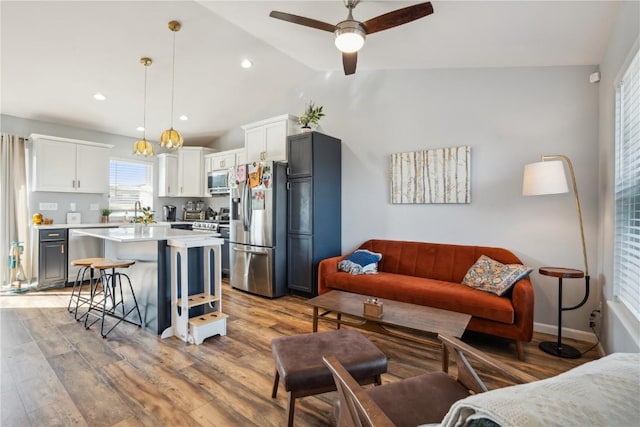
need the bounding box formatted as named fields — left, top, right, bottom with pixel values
left=0, top=133, right=31, bottom=287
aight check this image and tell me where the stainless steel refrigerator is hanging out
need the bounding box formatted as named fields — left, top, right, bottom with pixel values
left=229, top=161, right=288, bottom=297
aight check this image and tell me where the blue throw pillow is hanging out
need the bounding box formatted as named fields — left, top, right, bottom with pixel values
left=338, top=249, right=382, bottom=275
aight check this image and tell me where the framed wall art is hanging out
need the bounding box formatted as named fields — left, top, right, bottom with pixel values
left=390, top=145, right=470, bottom=204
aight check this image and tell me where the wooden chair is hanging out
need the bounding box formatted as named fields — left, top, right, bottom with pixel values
left=323, top=333, right=538, bottom=427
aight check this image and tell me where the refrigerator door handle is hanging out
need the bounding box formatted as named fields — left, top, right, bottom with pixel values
left=242, top=180, right=251, bottom=232
left=232, top=246, right=268, bottom=256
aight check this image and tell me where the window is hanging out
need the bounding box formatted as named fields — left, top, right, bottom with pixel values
left=614, top=47, right=640, bottom=321
left=109, top=159, right=153, bottom=217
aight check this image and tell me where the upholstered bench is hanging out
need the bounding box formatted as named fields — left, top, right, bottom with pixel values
left=271, top=329, right=388, bottom=426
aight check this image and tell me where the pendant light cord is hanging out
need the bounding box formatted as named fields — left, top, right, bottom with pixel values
left=170, top=29, right=176, bottom=130
left=143, top=63, right=148, bottom=140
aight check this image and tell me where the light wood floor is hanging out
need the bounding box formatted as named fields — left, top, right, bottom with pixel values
left=1, top=281, right=599, bottom=426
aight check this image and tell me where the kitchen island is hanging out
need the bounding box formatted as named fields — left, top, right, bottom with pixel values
left=72, top=227, right=222, bottom=334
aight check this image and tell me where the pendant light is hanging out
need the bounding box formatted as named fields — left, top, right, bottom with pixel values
left=133, top=57, right=154, bottom=156
left=160, top=20, right=183, bottom=150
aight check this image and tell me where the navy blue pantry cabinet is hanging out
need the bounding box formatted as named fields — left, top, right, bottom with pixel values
left=287, top=131, right=341, bottom=296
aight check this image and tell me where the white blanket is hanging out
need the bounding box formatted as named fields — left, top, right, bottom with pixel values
left=439, top=353, right=640, bottom=427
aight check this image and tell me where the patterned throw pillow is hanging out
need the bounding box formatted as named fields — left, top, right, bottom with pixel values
left=338, top=249, right=383, bottom=275
left=462, top=255, right=533, bottom=296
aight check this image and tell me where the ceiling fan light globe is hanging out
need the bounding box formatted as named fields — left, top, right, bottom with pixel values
left=334, top=22, right=365, bottom=53
left=160, top=128, right=183, bottom=150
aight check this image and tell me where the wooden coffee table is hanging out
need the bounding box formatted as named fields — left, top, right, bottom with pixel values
left=306, top=290, right=471, bottom=371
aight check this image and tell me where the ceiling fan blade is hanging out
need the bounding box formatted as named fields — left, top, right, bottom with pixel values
left=269, top=11, right=335, bottom=33
left=362, top=2, right=434, bottom=35
left=343, top=52, right=357, bottom=75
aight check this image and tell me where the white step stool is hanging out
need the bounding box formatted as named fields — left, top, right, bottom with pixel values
left=161, top=237, right=227, bottom=344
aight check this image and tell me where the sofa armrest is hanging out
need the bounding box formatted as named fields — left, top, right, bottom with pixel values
left=510, top=277, right=535, bottom=341
left=318, top=255, right=347, bottom=295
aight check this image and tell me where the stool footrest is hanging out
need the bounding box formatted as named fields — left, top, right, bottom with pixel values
left=188, top=312, right=227, bottom=345
left=186, top=293, right=220, bottom=309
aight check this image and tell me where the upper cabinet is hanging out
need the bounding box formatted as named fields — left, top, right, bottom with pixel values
left=30, top=134, right=113, bottom=193
left=242, top=114, right=298, bottom=163
left=157, top=153, right=178, bottom=197
left=205, top=148, right=245, bottom=172
left=179, top=147, right=214, bottom=197
left=158, top=147, right=214, bottom=198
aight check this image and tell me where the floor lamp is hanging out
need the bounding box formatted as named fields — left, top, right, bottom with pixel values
left=523, top=154, right=590, bottom=359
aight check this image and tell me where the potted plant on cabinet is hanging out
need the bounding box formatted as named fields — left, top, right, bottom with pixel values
left=101, top=209, right=112, bottom=223
left=298, top=101, right=325, bottom=132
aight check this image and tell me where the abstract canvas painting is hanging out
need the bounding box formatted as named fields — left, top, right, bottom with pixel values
left=391, top=146, right=470, bottom=204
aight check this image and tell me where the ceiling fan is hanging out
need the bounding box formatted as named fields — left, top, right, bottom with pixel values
left=269, top=1, right=434, bottom=75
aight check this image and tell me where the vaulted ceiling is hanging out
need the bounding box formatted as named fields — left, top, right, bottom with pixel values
left=0, top=1, right=618, bottom=145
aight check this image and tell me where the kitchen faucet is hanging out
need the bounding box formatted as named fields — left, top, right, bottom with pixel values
left=134, top=201, right=142, bottom=222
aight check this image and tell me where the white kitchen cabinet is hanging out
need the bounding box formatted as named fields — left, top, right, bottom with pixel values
left=205, top=148, right=245, bottom=171
left=31, top=134, right=113, bottom=193
left=157, top=153, right=178, bottom=197
left=178, top=147, right=213, bottom=197
left=242, top=114, right=298, bottom=162
left=235, top=148, right=247, bottom=165
left=207, top=152, right=236, bottom=171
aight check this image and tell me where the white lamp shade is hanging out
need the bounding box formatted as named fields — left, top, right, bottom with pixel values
left=522, top=160, right=569, bottom=196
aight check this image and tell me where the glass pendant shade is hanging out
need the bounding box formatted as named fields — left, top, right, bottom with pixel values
left=133, top=139, right=154, bottom=156
left=160, top=128, right=183, bottom=149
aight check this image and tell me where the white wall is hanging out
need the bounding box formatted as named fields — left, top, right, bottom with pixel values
left=253, top=65, right=600, bottom=335
left=597, top=0, right=640, bottom=353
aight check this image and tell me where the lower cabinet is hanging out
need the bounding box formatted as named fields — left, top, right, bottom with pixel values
left=287, top=234, right=313, bottom=293
left=38, top=229, right=67, bottom=286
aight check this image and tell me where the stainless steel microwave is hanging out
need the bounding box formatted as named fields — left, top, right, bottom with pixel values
left=208, top=170, right=230, bottom=194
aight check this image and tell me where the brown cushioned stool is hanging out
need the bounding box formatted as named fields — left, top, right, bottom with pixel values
left=271, top=329, right=387, bottom=427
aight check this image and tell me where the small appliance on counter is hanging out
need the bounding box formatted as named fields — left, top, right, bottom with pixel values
left=218, top=207, right=230, bottom=224
left=163, top=205, right=177, bottom=222
left=183, top=208, right=205, bottom=222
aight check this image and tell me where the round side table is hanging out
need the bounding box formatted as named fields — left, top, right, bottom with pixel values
left=538, top=267, right=585, bottom=359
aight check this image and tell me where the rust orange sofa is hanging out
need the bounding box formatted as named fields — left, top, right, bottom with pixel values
left=317, top=240, right=534, bottom=359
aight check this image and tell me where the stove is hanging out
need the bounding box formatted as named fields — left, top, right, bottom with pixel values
left=192, top=220, right=220, bottom=231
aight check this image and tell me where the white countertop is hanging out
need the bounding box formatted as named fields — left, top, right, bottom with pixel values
left=72, top=226, right=220, bottom=243
left=35, top=221, right=193, bottom=230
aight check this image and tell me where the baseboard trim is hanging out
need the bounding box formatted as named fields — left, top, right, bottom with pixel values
left=534, top=322, right=598, bottom=344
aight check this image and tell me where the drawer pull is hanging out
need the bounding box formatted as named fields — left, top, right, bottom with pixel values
left=49, top=233, right=60, bottom=237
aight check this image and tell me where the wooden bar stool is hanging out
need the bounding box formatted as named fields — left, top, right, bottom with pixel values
left=67, top=257, right=107, bottom=321
left=84, top=259, right=142, bottom=338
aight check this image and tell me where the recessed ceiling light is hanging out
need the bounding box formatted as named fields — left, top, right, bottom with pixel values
left=93, top=92, right=106, bottom=101
left=136, top=126, right=145, bottom=132
left=241, top=59, right=253, bottom=69
left=179, top=115, right=188, bottom=121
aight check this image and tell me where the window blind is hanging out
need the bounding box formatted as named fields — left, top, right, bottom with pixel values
left=109, top=159, right=153, bottom=213
left=614, top=47, right=640, bottom=321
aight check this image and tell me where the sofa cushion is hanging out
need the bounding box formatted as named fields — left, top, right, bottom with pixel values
left=338, top=249, right=382, bottom=275
left=358, top=240, right=524, bottom=283
left=325, top=271, right=515, bottom=324
left=462, top=255, right=533, bottom=296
